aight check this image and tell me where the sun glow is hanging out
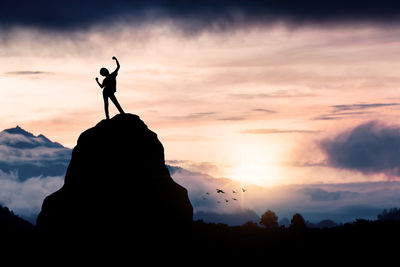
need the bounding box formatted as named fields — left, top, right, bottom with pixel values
left=230, top=161, right=281, bottom=187
left=226, top=142, right=284, bottom=187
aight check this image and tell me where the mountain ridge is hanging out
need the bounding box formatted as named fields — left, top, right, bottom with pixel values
left=0, top=125, right=71, bottom=180
left=1, top=125, right=64, bottom=149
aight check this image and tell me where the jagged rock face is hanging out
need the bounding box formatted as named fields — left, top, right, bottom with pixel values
left=36, top=114, right=193, bottom=239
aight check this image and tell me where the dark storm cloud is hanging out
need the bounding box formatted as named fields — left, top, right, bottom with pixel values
left=320, top=121, right=400, bottom=177
left=3, top=0, right=400, bottom=31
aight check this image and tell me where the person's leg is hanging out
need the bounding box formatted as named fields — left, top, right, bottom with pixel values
left=103, top=91, right=110, bottom=119
left=109, top=93, right=125, bottom=114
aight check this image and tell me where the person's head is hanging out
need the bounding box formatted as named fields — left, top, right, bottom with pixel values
left=100, top=67, right=109, bottom=76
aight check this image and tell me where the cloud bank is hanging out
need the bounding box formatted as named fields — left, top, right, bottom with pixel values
left=320, top=121, right=400, bottom=178
left=0, top=126, right=70, bottom=223
left=0, top=173, right=63, bottom=223
left=168, top=162, right=400, bottom=223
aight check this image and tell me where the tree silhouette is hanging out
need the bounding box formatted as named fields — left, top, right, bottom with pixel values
left=260, top=210, right=279, bottom=229
left=290, top=213, right=306, bottom=230
left=377, top=208, right=400, bottom=221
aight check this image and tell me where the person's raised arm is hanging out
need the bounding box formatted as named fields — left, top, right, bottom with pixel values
left=95, top=77, right=104, bottom=88
left=112, top=56, right=120, bottom=72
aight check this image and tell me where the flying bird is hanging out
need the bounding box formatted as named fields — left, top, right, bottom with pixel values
left=242, top=188, right=247, bottom=192
left=206, top=192, right=210, bottom=195
left=232, top=198, right=237, bottom=201
left=225, top=199, right=229, bottom=202
left=203, top=197, right=207, bottom=200
left=216, top=189, right=225, bottom=194
left=217, top=201, right=221, bottom=204
left=232, top=190, right=237, bottom=194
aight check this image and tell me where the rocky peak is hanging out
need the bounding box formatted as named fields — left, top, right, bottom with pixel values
left=36, top=113, right=193, bottom=242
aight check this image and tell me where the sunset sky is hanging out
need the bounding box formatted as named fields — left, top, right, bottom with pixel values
left=3, top=1, right=400, bottom=188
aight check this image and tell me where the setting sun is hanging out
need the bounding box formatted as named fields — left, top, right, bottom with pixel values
left=226, top=142, right=284, bottom=187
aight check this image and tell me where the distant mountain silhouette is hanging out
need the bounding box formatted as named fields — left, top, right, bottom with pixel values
left=0, top=126, right=71, bottom=180
left=3, top=126, right=63, bottom=148
left=36, top=114, right=193, bottom=243
left=0, top=204, right=33, bottom=233
left=194, top=209, right=260, bottom=226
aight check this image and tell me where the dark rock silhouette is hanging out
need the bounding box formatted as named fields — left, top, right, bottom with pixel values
left=36, top=114, right=193, bottom=242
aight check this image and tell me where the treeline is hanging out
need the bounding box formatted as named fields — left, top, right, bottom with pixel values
left=190, top=208, right=400, bottom=254
left=2, top=204, right=400, bottom=255
left=259, top=210, right=307, bottom=230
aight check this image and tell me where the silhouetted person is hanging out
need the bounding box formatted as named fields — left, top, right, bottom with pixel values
left=96, top=56, right=125, bottom=119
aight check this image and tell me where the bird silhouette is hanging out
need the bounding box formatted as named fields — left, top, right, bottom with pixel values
left=217, top=201, right=221, bottom=204
left=216, top=189, right=225, bottom=194
left=232, top=190, right=237, bottom=193
left=225, top=199, right=229, bottom=202
left=232, top=198, right=237, bottom=201
left=203, top=197, right=207, bottom=200
left=242, top=188, right=247, bottom=192
left=206, top=192, right=210, bottom=195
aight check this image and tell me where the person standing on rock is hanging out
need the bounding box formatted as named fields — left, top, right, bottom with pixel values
left=95, top=56, right=125, bottom=119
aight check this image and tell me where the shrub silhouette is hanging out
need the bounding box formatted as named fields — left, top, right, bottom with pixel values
left=260, top=210, right=279, bottom=229
left=243, top=221, right=259, bottom=228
